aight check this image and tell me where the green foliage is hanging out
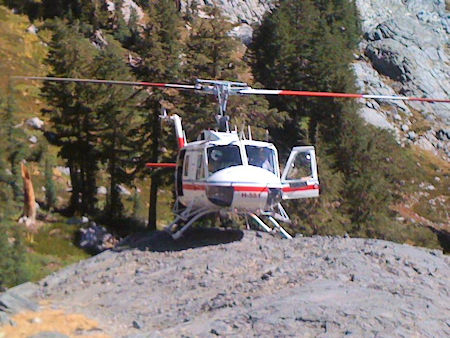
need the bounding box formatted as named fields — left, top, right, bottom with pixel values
left=251, top=0, right=421, bottom=241
left=131, top=187, right=143, bottom=218
left=2, top=83, right=28, bottom=202
left=2, top=0, right=40, bottom=21
left=42, top=19, right=102, bottom=215
left=42, top=19, right=146, bottom=221
left=111, top=0, right=139, bottom=47
left=25, top=221, right=91, bottom=281
left=289, top=142, right=350, bottom=236
left=0, top=98, right=12, bottom=217
left=42, top=0, right=109, bottom=30
left=252, top=0, right=361, bottom=149
left=0, top=223, right=30, bottom=288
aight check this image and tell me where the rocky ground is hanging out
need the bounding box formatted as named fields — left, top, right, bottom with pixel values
left=1, top=228, right=449, bottom=337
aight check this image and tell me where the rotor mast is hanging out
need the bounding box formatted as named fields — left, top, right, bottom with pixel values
left=194, top=79, right=250, bottom=132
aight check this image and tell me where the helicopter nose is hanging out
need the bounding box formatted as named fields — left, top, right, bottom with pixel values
left=206, top=165, right=282, bottom=209
left=205, top=185, right=234, bottom=207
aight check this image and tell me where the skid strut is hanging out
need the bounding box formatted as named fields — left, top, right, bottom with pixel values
left=248, top=213, right=292, bottom=239
left=165, top=203, right=215, bottom=240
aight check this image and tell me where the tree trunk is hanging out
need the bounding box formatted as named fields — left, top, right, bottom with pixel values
left=21, top=163, right=36, bottom=226
left=148, top=107, right=161, bottom=231
left=109, top=127, right=119, bottom=220
left=68, top=159, right=81, bottom=215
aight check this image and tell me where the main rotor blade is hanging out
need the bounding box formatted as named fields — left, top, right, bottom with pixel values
left=11, top=76, right=196, bottom=90
left=239, top=88, right=450, bottom=103
left=12, top=76, right=449, bottom=103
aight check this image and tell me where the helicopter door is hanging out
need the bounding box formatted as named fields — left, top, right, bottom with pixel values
left=281, top=146, right=319, bottom=199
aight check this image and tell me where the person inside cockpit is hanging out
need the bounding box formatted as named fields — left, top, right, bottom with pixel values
left=247, top=146, right=273, bottom=173
left=208, top=145, right=242, bottom=174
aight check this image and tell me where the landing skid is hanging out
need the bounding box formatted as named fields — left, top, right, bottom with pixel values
left=165, top=202, right=293, bottom=240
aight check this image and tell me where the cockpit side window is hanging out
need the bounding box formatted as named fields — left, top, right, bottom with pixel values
left=196, top=152, right=205, bottom=179
left=183, top=155, right=190, bottom=177
left=246, top=146, right=276, bottom=174
left=207, top=145, right=242, bottom=174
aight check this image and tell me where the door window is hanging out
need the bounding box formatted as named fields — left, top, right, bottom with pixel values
left=286, top=151, right=313, bottom=180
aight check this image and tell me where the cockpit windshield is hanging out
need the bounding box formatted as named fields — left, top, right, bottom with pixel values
left=207, top=145, right=242, bottom=174
left=246, top=146, right=276, bottom=174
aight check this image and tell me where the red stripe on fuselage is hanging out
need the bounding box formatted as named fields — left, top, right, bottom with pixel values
left=233, top=186, right=269, bottom=192
left=182, top=184, right=270, bottom=192
left=183, top=184, right=206, bottom=191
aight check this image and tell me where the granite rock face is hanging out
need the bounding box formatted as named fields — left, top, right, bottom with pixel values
left=354, top=0, right=449, bottom=158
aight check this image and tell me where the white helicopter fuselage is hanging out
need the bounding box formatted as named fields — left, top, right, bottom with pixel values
left=176, top=130, right=320, bottom=214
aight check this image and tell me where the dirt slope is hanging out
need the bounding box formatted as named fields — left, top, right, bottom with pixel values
left=22, top=229, right=449, bottom=337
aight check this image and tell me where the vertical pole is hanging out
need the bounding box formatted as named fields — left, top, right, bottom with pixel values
left=148, top=104, right=161, bottom=231
left=148, top=173, right=159, bottom=231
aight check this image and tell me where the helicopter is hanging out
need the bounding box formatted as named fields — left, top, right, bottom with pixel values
left=13, top=76, right=450, bottom=239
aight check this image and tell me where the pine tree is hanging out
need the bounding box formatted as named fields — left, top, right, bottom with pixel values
left=0, top=96, right=14, bottom=220
left=3, top=83, right=28, bottom=202
left=130, top=0, right=183, bottom=230
left=181, top=5, right=242, bottom=135
left=93, top=38, right=143, bottom=220
left=42, top=0, right=109, bottom=31
left=42, top=19, right=100, bottom=215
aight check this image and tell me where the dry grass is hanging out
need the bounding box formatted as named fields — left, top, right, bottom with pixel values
left=0, top=5, right=49, bottom=119
left=0, top=303, right=109, bottom=338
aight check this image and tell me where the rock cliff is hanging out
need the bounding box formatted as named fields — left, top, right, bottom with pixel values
left=354, top=0, right=449, bottom=158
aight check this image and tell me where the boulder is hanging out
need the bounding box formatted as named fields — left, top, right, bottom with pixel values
left=79, top=225, right=119, bottom=253
left=26, top=117, right=44, bottom=130
left=0, top=283, right=40, bottom=314
left=97, top=186, right=107, bottom=195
